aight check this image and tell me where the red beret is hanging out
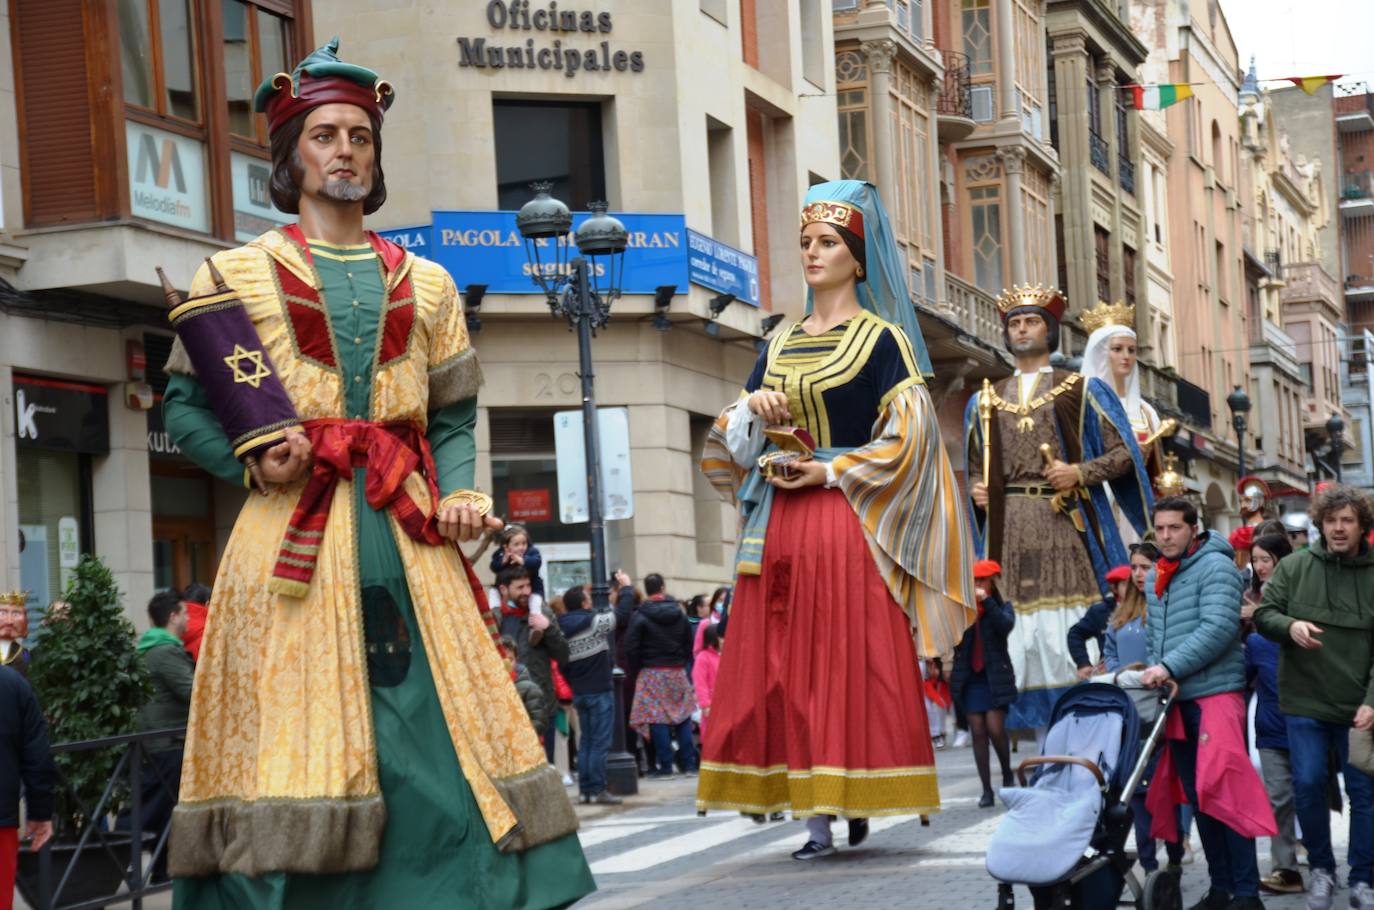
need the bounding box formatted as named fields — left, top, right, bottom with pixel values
left=1105, top=565, right=1131, bottom=583
left=973, top=559, right=1002, bottom=579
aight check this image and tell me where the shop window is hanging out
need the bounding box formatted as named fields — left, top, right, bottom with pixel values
left=494, top=100, right=607, bottom=211
left=16, top=449, right=88, bottom=622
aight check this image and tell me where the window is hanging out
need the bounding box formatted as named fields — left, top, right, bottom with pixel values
left=800, top=0, right=825, bottom=88
left=837, top=90, right=869, bottom=180
left=962, top=0, right=992, bottom=76
left=970, top=185, right=1003, bottom=293
left=1216, top=240, right=1227, bottom=301
left=107, top=0, right=303, bottom=239
left=222, top=0, right=292, bottom=144
left=1047, top=49, right=1058, bottom=150
left=120, top=0, right=201, bottom=122
left=1094, top=226, right=1110, bottom=303
left=493, top=100, right=607, bottom=211
left=1123, top=244, right=1137, bottom=307
left=1055, top=213, right=1068, bottom=294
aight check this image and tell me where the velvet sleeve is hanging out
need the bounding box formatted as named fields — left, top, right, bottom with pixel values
left=427, top=396, right=477, bottom=497
left=1078, top=403, right=1136, bottom=486
left=162, top=374, right=251, bottom=488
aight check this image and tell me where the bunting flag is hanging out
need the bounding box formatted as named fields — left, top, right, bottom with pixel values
left=1124, top=83, right=1194, bottom=111
left=1286, top=74, right=1342, bottom=95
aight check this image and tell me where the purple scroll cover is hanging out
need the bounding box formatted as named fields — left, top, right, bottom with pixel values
left=168, top=290, right=301, bottom=463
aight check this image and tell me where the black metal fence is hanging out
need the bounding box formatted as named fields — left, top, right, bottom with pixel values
left=19, top=728, right=185, bottom=910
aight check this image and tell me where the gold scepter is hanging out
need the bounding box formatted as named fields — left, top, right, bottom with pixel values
left=979, top=378, right=993, bottom=487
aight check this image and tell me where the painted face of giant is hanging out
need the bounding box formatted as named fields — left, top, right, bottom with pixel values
left=0, top=604, right=28, bottom=641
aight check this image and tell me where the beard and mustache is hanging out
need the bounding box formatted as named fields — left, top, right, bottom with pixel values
left=290, top=149, right=371, bottom=204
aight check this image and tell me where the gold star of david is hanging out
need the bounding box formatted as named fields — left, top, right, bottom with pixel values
left=223, top=344, right=272, bottom=388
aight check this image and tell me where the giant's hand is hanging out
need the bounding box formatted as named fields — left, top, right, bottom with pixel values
left=970, top=482, right=989, bottom=509
left=769, top=459, right=827, bottom=490
left=747, top=390, right=792, bottom=425
left=1044, top=460, right=1081, bottom=493
left=438, top=503, right=503, bottom=543
left=249, top=430, right=313, bottom=490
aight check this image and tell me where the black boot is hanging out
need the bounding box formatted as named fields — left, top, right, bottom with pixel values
left=978, top=789, right=995, bottom=808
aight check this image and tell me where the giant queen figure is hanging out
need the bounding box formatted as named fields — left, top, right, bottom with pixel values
left=964, top=286, right=1153, bottom=732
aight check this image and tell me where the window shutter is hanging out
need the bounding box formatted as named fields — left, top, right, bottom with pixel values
left=13, top=0, right=100, bottom=225
left=970, top=86, right=994, bottom=123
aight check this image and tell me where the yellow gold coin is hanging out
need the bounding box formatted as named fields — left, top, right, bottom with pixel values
left=445, top=490, right=493, bottom=516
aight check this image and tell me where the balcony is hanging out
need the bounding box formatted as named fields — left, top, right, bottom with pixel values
left=1346, top=274, right=1374, bottom=302
left=1341, top=170, right=1374, bottom=218
left=937, top=50, right=976, bottom=143
left=943, top=272, right=1004, bottom=351
left=1281, top=262, right=1344, bottom=321
left=1174, top=376, right=1213, bottom=430
left=1139, top=361, right=1180, bottom=417
left=1118, top=154, right=1135, bottom=195
left=1089, top=130, right=1110, bottom=176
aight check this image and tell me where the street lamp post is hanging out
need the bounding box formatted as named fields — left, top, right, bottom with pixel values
left=1227, top=385, right=1252, bottom=480
left=1327, top=413, right=1346, bottom=483
left=516, top=184, right=639, bottom=795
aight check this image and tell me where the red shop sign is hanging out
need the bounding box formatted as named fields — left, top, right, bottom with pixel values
left=507, top=488, right=552, bottom=522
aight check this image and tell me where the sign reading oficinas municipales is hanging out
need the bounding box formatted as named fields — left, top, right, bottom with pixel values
left=458, top=1, right=646, bottom=77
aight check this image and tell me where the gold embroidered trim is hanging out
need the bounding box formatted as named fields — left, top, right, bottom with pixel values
left=985, top=373, right=1080, bottom=432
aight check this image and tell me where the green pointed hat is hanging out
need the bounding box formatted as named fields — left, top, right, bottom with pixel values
left=253, top=37, right=394, bottom=136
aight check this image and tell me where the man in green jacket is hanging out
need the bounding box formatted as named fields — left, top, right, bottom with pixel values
left=136, top=591, right=194, bottom=882
left=1254, top=485, right=1374, bottom=910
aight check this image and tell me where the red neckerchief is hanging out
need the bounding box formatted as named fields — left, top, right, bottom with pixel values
left=502, top=601, right=529, bottom=619
left=1155, top=537, right=1202, bottom=598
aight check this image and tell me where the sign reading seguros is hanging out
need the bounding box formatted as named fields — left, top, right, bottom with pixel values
left=126, top=122, right=210, bottom=233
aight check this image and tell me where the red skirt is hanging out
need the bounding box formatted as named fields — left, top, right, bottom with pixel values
left=695, top=487, right=939, bottom=818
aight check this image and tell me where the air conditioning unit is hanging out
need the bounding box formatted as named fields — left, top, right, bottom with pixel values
left=971, top=86, right=994, bottom=123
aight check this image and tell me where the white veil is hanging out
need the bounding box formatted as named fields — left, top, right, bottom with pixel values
left=1079, top=325, right=1141, bottom=421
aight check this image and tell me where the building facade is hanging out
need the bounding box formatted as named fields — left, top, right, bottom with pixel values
left=1237, top=67, right=1322, bottom=499
left=1, top=0, right=842, bottom=621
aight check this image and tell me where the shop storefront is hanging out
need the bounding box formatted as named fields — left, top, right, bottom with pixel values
left=12, top=374, right=104, bottom=623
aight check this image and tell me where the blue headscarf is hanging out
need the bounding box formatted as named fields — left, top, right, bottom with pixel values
left=802, top=180, right=934, bottom=377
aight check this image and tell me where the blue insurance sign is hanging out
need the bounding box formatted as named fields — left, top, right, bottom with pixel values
left=376, top=224, right=433, bottom=257
left=686, top=229, right=760, bottom=307
left=426, top=211, right=687, bottom=295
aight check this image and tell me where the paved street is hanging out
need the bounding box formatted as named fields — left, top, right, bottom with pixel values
left=578, top=741, right=1326, bottom=910
left=13, top=738, right=1348, bottom=909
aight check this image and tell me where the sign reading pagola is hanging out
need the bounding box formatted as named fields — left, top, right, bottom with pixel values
left=458, top=1, right=645, bottom=78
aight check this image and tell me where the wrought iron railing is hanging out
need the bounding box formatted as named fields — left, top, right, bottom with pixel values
left=20, top=728, right=185, bottom=910
left=1265, top=249, right=1282, bottom=275
left=1118, top=155, right=1136, bottom=195
left=1089, top=131, right=1111, bottom=176
left=937, top=50, right=973, bottom=120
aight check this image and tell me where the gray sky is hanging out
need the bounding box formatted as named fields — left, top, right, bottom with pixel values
left=1219, top=0, right=1374, bottom=90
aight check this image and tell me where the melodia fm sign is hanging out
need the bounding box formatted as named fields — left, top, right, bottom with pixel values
left=458, top=1, right=646, bottom=78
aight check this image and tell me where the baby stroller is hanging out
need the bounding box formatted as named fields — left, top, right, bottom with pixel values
left=985, top=675, right=1180, bottom=910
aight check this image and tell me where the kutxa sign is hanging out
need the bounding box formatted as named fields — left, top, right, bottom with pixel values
left=458, top=1, right=646, bottom=78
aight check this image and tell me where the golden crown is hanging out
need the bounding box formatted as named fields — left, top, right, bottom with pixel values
left=0, top=590, right=28, bottom=607
left=994, top=283, right=1067, bottom=320
left=1080, top=301, right=1136, bottom=335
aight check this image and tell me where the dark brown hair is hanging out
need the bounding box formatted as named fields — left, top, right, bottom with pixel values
left=1310, top=484, right=1374, bottom=536
left=269, top=106, right=388, bottom=216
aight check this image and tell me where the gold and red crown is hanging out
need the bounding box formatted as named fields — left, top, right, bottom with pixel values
left=1080, top=301, right=1136, bottom=334
left=995, top=284, right=1067, bottom=324
left=800, top=200, right=865, bottom=238
left=0, top=590, right=28, bottom=607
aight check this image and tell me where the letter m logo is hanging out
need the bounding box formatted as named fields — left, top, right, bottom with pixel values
left=135, top=133, right=186, bottom=192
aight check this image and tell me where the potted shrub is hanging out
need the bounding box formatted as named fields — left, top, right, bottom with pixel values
left=17, top=555, right=154, bottom=907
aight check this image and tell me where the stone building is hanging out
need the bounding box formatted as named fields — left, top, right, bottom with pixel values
left=0, top=0, right=842, bottom=620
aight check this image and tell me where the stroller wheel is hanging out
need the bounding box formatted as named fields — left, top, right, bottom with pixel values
left=1141, top=868, right=1182, bottom=910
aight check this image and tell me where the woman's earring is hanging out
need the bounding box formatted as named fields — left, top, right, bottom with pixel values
left=856, top=265, right=865, bottom=280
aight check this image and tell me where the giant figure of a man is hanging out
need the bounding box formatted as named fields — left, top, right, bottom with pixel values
left=161, top=39, right=595, bottom=909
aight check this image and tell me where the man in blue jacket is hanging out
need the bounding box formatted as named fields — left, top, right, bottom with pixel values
left=1141, top=496, right=1259, bottom=910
